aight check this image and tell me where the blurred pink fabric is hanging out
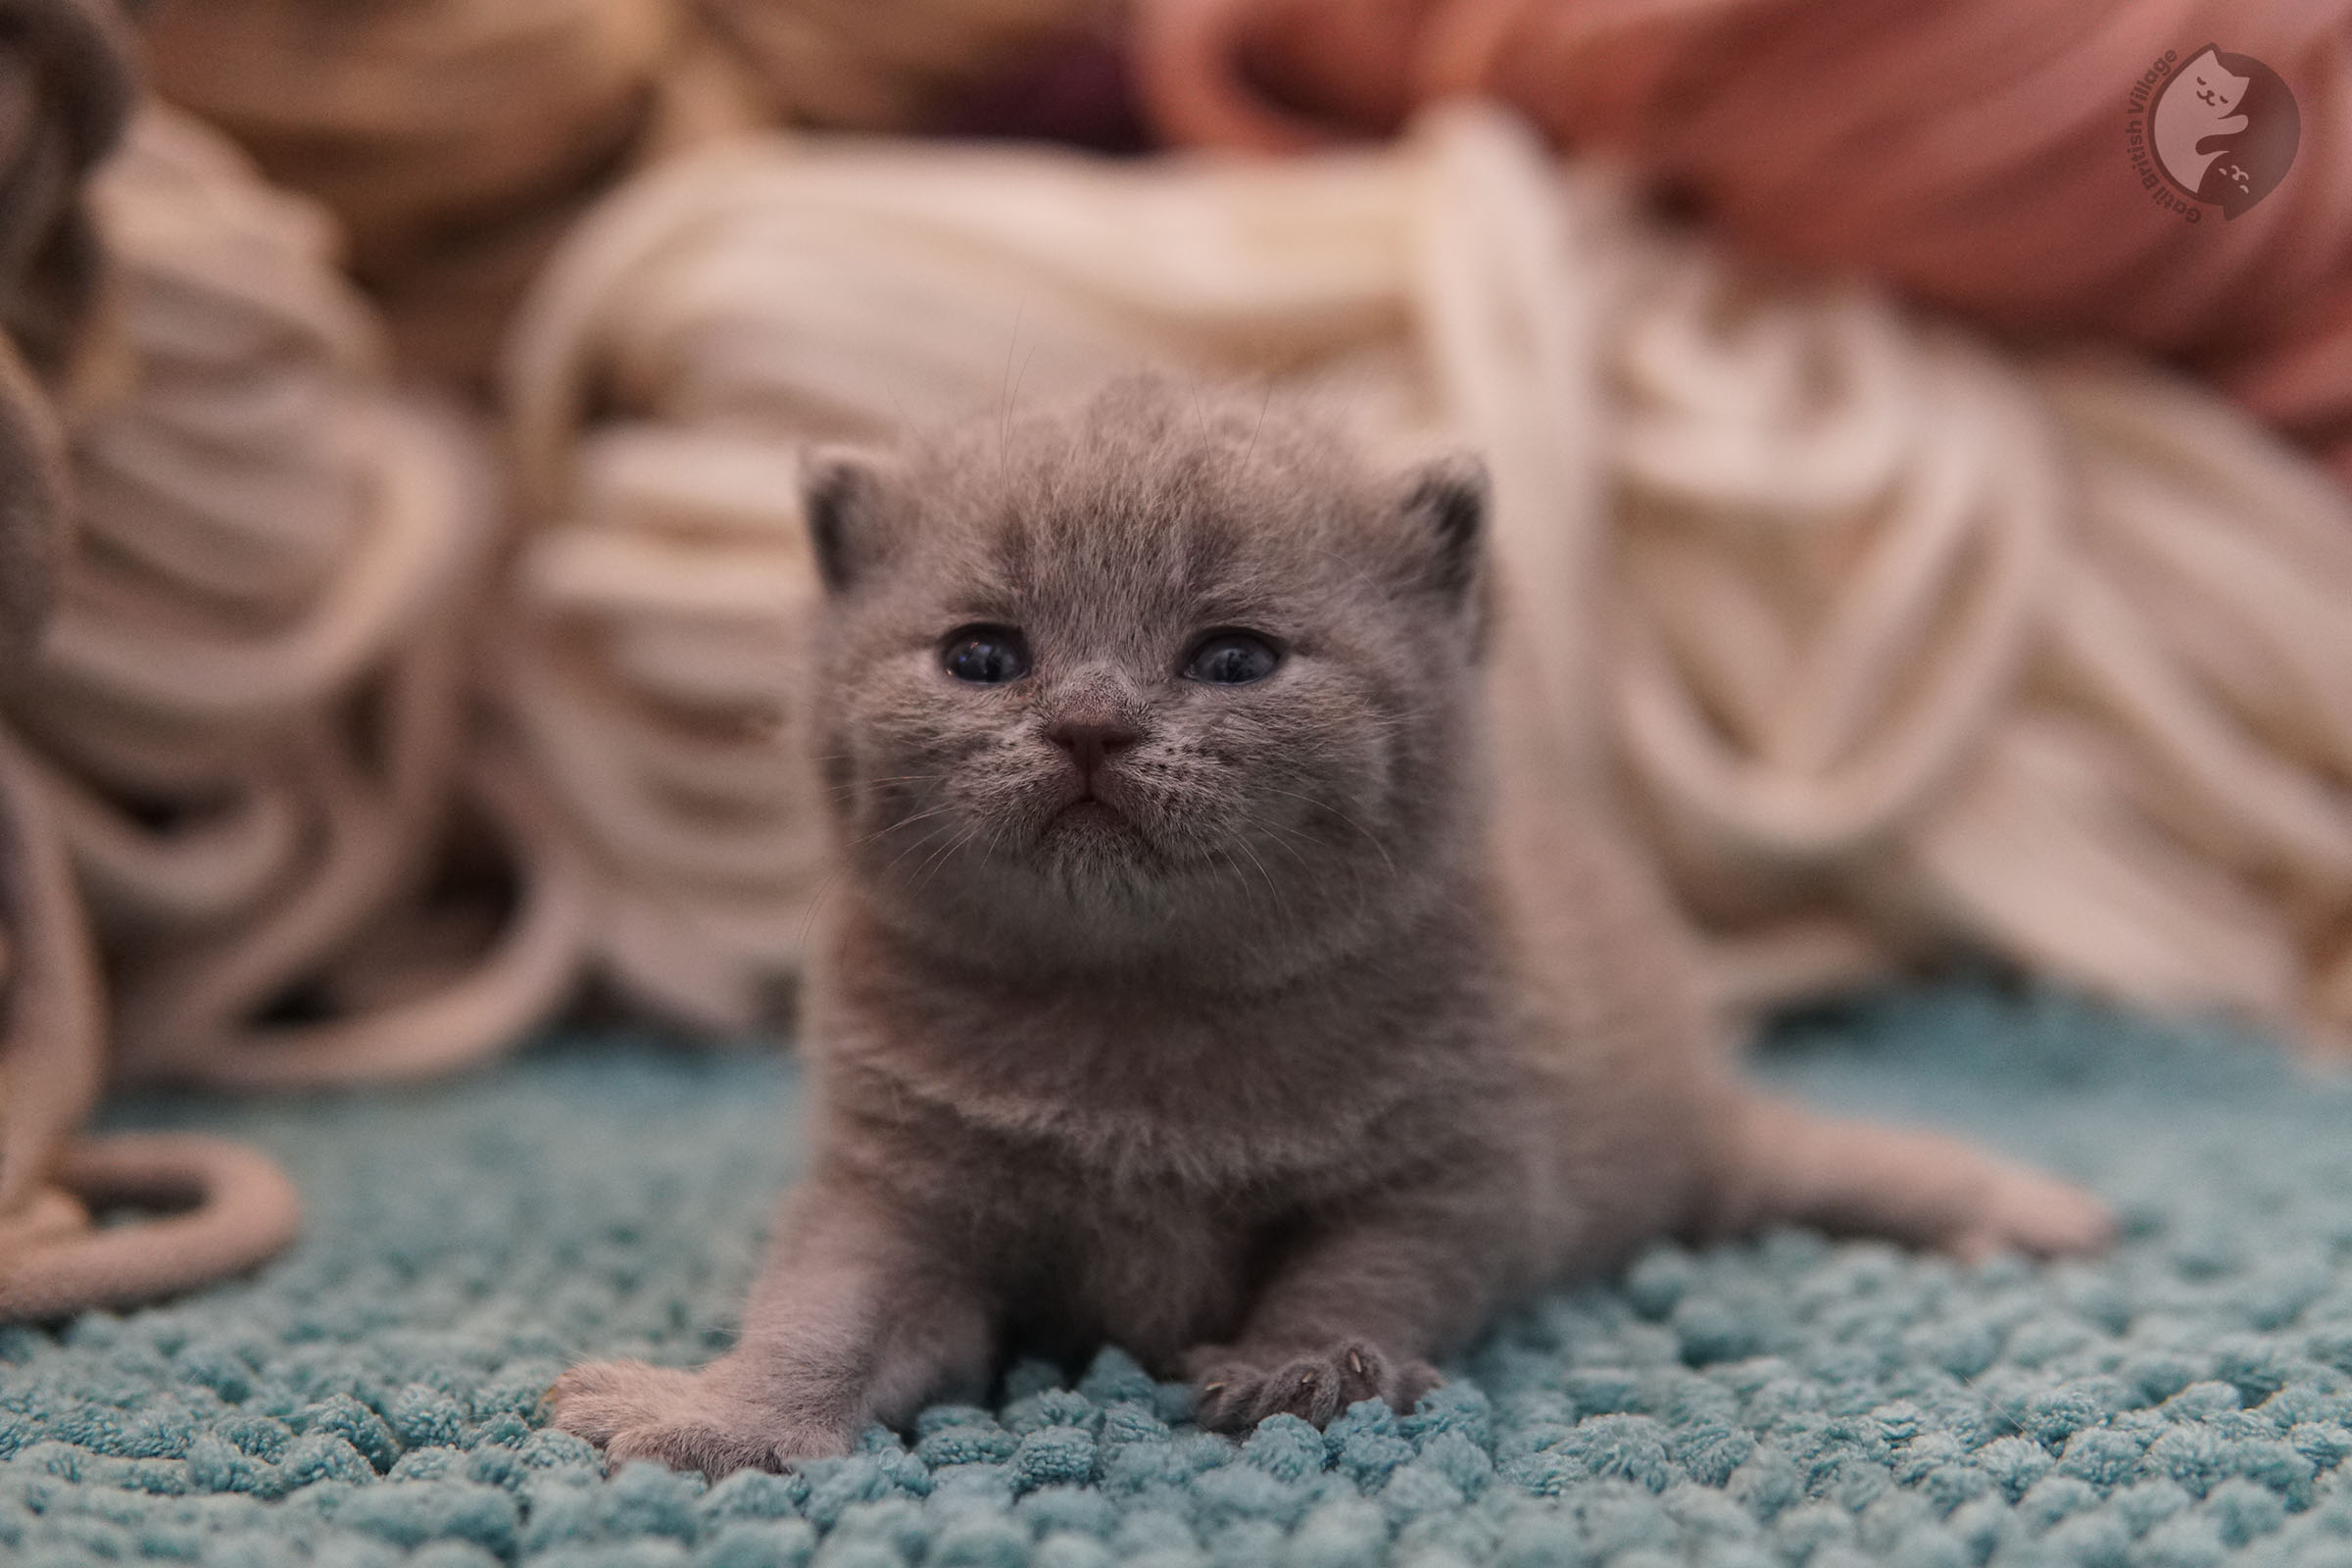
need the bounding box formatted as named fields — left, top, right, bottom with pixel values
left=1136, top=0, right=2352, bottom=481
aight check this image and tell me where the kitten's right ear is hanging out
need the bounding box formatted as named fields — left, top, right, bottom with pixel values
left=802, top=447, right=891, bottom=594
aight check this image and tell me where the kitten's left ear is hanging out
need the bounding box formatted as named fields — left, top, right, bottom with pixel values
left=1399, top=453, right=1488, bottom=609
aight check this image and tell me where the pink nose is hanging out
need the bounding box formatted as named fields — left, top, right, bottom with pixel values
left=1048, top=720, right=1140, bottom=779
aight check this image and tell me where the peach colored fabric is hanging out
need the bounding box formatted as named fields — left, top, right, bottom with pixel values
left=1135, top=0, right=2352, bottom=481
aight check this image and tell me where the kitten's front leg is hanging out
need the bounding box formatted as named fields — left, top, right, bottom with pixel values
left=552, top=1181, right=990, bottom=1476
left=1185, top=1190, right=1500, bottom=1432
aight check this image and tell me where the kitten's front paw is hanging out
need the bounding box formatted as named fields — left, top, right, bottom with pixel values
left=548, top=1359, right=854, bottom=1477
left=1184, top=1340, right=1442, bottom=1432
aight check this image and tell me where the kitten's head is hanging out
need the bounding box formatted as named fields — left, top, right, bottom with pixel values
left=803, top=376, right=1490, bottom=978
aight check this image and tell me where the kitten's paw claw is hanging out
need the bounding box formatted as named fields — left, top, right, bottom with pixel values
left=548, top=1358, right=853, bottom=1477
left=1186, top=1340, right=1442, bottom=1432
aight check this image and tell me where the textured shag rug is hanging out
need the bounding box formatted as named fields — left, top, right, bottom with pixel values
left=8, top=984, right=2352, bottom=1567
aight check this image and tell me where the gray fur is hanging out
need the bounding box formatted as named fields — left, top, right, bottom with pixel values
left=553, top=377, right=2113, bottom=1474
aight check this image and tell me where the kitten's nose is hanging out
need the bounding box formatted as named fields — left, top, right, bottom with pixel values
left=1048, top=719, right=1140, bottom=780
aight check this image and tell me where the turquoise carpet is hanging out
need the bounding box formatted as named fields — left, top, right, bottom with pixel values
left=9, top=984, right=2352, bottom=1567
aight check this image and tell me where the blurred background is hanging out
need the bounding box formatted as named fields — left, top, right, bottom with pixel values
left=0, top=0, right=2346, bottom=1352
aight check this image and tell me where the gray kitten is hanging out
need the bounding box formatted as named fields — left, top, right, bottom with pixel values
left=551, top=378, right=2112, bottom=1474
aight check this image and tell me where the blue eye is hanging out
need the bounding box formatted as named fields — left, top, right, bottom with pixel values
left=943, top=626, right=1030, bottom=683
left=1184, top=632, right=1281, bottom=685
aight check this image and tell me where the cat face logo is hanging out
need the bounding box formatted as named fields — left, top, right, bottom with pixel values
left=2148, top=45, right=2299, bottom=219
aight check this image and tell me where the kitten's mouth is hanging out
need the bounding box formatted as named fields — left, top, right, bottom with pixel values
left=1041, top=781, right=1141, bottom=844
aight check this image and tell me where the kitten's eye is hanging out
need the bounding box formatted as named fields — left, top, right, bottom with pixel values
left=1184, top=632, right=1281, bottom=685
left=942, top=626, right=1030, bottom=683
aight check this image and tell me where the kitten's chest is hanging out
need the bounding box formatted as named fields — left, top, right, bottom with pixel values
left=822, top=959, right=1471, bottom=1200
left=890, top=995, right=1399, bottom=1187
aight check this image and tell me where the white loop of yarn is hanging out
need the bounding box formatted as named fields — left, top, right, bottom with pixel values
left=503, top=103, right=2352, bottom=1049
left=4, top=108, right=581, bottom=1090
left=0, top=711, right=300, bottom=1318
left=0, top=722, right=103, bottom=1221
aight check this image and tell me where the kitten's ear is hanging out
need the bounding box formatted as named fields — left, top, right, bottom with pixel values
left=1399, top=453, right=1488, bottom=609
left=801, top=447, right=893, bottom=594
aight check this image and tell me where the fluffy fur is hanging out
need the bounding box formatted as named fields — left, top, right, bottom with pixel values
left=551, top=378, right=2113, bottom=1474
